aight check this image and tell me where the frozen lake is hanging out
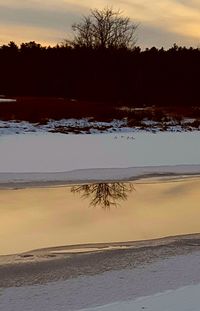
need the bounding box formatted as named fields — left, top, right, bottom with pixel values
left=1, top=131, right=200, bottom=311
left=0, top=131, right=199, bottom=173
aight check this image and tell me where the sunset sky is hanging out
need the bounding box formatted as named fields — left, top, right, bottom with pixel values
left=0, top=0, right=200, bottom=48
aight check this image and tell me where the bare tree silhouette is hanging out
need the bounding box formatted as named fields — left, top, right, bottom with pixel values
left=69, top=7, right=137, bottom=49
left=71, top=182, right=135, bottom=209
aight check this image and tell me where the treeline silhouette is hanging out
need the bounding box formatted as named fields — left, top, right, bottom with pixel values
left=0, top=41, right=200, bottom=108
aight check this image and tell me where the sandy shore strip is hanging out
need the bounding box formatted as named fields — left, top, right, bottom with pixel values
left=0, top=234, right=200, bottom=310
left=1, top=164, right=200, bottom=188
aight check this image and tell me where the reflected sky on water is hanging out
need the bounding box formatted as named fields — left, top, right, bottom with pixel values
left=0, top=178, right=200, bottom=255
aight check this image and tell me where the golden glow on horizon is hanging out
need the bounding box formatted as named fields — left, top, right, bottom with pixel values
left=0, top=23, right=64, bottom=46
left=0, top=0, right=200, bottom=47
left=0, top=178, right=200, bottom=255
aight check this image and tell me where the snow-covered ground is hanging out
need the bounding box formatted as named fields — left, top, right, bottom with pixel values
left=0, top=98, right=16, bottom=103
left=83, top=284, right=200, bottom=311
left=0, top=119, right=131, bottom=135
left=0, top=117, right=199, bottom=135
left=1, top=165, right=200, bottom=186
left=1, top=251, right=200, bottom=311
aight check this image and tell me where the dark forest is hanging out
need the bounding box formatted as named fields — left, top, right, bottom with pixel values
left=1, top=7, right=200, bottom=122
left=1, top=41, right=199, bottom=108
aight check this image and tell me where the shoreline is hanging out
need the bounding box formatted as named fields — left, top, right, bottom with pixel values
left=1, top=233, right=200, bottom=288
left=1, top=165, right=200, bottom=189
left=1, top=176, right=199, bottom=258
left=1, top=169, right=200, bottom=309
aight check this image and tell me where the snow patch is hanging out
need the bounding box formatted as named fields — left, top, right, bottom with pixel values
left=82, top=284, right=200, bottom=311
left=1, top=252, right=200, bottom=311
left=0, top=117, right=199, bottom=135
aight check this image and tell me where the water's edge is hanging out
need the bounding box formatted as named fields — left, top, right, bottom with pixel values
left=1, top=165, right=200, bottom=188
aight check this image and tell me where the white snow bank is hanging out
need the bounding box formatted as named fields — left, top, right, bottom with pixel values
left=0, top=117, right=199, bottom=135
left=83, top=284, right=200, bottom=311
left=0, top=165, right=200, bottom=185
left=0, top=119, right=132, bottom=135
left=0, top=98, right=16, bottom=103
left=1, top=252, right=200, bottom=311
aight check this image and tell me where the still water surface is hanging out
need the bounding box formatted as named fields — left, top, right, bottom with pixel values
left=0, top=177, right=200, bottom=255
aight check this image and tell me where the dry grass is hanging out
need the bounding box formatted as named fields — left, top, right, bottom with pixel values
left=0, top=97, right=199, bottom=127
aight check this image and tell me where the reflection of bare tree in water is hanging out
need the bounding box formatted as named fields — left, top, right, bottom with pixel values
left=71, top=183, right=135, bottom=209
